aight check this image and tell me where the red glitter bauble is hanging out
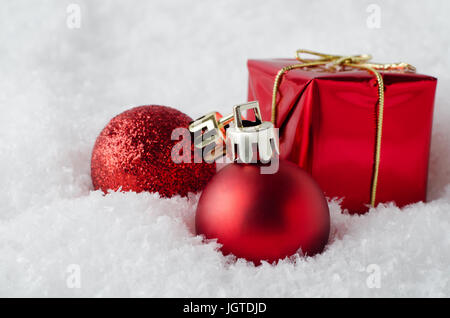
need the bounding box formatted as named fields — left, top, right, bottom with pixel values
left=91, top=105, right=216, bottom=197
left=195, top=160, right=330, bottom=264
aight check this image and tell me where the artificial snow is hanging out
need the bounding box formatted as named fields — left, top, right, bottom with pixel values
left=0, top=0, right=449, bottom=297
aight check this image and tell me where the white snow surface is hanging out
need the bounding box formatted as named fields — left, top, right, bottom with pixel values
left=1, top=0, right=449, bottom=297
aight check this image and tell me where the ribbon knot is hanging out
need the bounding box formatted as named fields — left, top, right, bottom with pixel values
left=271, top=49, right=416, bottom=207
left=294, top=49, right=415, bottom=72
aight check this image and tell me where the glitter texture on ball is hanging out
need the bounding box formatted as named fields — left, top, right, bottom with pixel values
left=91, top=105, right=216, bottom=197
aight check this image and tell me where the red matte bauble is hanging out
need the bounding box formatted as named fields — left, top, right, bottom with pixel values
left=91, top=105, right=216, bottom=197
left=195, top=160, right=330, bottom=264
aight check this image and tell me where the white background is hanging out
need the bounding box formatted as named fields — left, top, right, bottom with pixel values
left=0, top=0, right=449, bottom=297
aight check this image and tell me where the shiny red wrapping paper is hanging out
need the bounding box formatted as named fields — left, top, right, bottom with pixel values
left=247, top=59, right=437, bottom=213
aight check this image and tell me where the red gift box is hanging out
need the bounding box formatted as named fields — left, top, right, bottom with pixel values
left=247, top=51, right=437, bottom=213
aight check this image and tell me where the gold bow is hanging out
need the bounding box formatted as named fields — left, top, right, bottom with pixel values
left=271, top=49, right=416, bottom=207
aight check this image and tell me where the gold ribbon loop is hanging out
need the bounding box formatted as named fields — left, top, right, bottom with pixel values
left=271, top=49, right=416, bottom=207
left=295, top=49, right=372, bottom=65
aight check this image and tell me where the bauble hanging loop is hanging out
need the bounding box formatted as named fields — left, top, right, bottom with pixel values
left=189, top=101, right=279, bottom=164
left=226, top=101, right=279, bottom=163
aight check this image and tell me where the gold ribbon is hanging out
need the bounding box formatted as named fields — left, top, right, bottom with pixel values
left=271, top=49, right=416, bottom=207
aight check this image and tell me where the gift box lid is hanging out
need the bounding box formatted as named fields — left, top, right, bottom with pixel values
left=248, top=58, right=437, bottom=82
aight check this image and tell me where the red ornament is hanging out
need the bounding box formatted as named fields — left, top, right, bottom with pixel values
left=91, top=105, right=215, bottom=197
left=193, top=102, right=330, bottom=264
left=196, top=161, right=330, bottom=264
